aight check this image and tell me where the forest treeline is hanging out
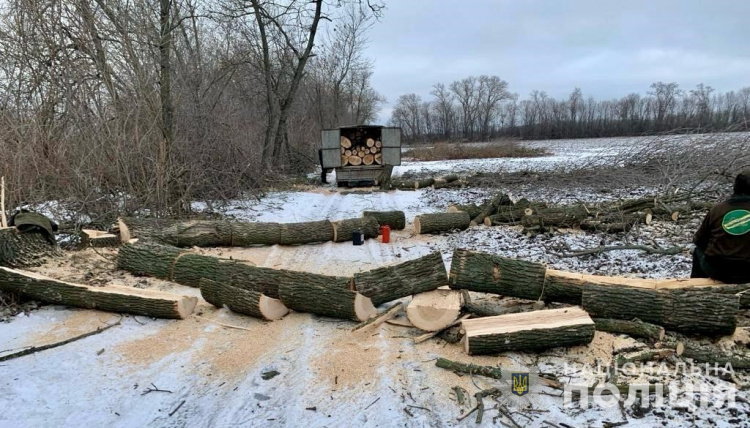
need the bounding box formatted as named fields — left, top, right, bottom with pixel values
left=389, top=78, right=750, bottom=143
left=0, top=0, right=385, bottom=216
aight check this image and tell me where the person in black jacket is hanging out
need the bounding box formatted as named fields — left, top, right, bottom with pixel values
left=691, top=171, right=750, bottom=283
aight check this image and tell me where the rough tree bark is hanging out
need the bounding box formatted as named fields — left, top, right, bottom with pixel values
left=361, top=211, right=406, bottom=230
left=199, top=278, right=288, bottom=320
left=278, top=276, right=375, bottom=321
left=414, top=212, right=471, bottom=235
left=354, top=252, right=447, bottom=305
left=0, top=267, right=197, bottom=319
left=0, top=228, right=62, bottom=268
left=448, top=249, right=547, bottom=301
left=582, top=282, right=739, bottom=336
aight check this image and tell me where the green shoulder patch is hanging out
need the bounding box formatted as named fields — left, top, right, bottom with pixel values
left=722, top=209, right=750, bottom=236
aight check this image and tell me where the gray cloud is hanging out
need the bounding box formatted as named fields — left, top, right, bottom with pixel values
left=365, top=0, right=750, bottom=123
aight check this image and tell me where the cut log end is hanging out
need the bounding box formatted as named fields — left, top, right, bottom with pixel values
left=407, top=289, right=463, bottom=331
left=259, top=295, right=290, bottom=320
left=354, top=293, right=377, bottom=321
left=177, top=296, right=199, bottom=319
left=117, top=218, right=131, bottom=242
left=413, top=217, right=422, bottom=234
left=483, top=217, right=492, bottom=226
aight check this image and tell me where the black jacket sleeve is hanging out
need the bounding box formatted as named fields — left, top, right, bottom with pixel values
left=694, top=211, right=711, bottom=249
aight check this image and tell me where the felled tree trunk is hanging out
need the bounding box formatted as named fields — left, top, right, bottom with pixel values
left=278, top=276, right=376, bottom=321
left=593, top=318, right=665, bottom=342
left=331, top=217, right=379, bottom=242
left=118, top=217, right=340, bottom=247
left=448, top=249, right=547, bottom=301
left=0, top=267, right=197, bottom=319
left=462, top=307, right=595, bottom=355
left=414, top=178, right=435, bottom=189
left=362, top=211, right=406, bottom=230
left=582, top=282, right=739, bottom=335
left=279, top=220, right=334, bottom=245
left=406, top=289, right=463, bottom=331
left=200, top=278, right=288, bottom=320
left=414, top=212, right=471, bottom=235
left=483, top=203, right=546, bottom=226
left=0, top=227, right=62, bottom=268
left=521, top=206, right=591, bottom=229
left=118, top=242, right=276, bottom=298
left=354, top=252, right=447, bottom=305
left=664, top=336, right=750, bottom=369
left=80, top=229, right=120, bottom=248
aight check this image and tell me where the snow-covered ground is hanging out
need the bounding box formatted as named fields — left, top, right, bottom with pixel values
left=2, top=134, right=749, bottom=427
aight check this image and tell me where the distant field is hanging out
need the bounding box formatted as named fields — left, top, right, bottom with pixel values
left=404, top=141, right=549, bottom=161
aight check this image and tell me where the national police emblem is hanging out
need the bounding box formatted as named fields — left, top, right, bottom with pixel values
left=511, top=372, right=530, bottom=397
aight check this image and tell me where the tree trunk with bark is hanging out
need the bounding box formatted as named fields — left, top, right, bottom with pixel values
left=200, top=278, right=288, bottom=320
left=278, top=276, right=376, bottom=321
left=0, top=228, right=62, bottom=268
left=448, top=249, right=547, bottom=301
left=331, top=217, right=379, bottom=242
left=362, top=211, right=406, bottom=230
left=414, top=212, right=471, bottom=235
left=354, top=252, right=447, bottom=305
left=0, top=267, right=197, bottom=319
left=582, top=282, right=739, bottom=336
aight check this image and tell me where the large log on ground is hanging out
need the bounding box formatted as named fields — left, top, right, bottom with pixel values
left=448, top=249, right=547, bottom=301
left=118, top=242, right=276, bottom=298
left=0, top=267, right=197, bottom=319
left=80, top=229, right=120, bottom=248
left=118, top=217, right=283, bottom=246
left=0, top=227, right=62, bottom=268
left=482, top=203, right=547, bottom=226
left=279, top=220, right=334, bottom=245
left=331, top=217, right=379, bottom=242
left=414, top=212, right=470, bottom=235
left=462, top=307, right=595, bottom=355
left=521, top=206, right=591, bottom=229
left=582, top=282, right=739, bottom=335
left=200, top=278, right=288, bottom=320
left=354, top=252, right=447, bottom=306
left=278, top=276, right=376, bottom=321
left=665, top=336, right=750, bottom=369
left=362, top=211, right=406, bottom=230
left=593, top=318, right=665, bottom=342
left=414, top=178, right=435, bottom=189
left=406, top=289, right=463, bottom=331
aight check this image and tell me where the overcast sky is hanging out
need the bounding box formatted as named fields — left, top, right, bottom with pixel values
left=365, top=0, right=750, bottom=123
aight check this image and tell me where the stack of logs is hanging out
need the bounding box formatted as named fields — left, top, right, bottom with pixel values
left=340, top=136, right=382, bottom=166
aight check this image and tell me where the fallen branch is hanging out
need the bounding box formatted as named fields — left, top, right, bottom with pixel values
left=435, top=357, right=502, bottom=380
left=0, top=318, right=121, bottom=362
left=352, top=302, right=404, bottom=332
left=560, top=245, right=685, bottom=258
left=414, top=314, right=471, bottom=344
left=193, top=315, right=255, bottom=332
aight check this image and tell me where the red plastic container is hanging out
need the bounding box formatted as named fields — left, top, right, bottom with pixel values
left=380, top=225, right=391, bottom=243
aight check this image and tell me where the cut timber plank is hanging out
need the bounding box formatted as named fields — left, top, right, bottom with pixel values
left=407, top=289, right=463, bottom=331
left=354, top=252, right=447, bottom=306
left=80, top=229, right=120, bottom=248
left=462, top=307, right=595, bottom=355
left=200, top=278, right=288, bottom=320
left=582, top=282, right=738, bottom=336
left=0, top=267, right=197, bottom=319
left=449, top=249, right=547, bottom=301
